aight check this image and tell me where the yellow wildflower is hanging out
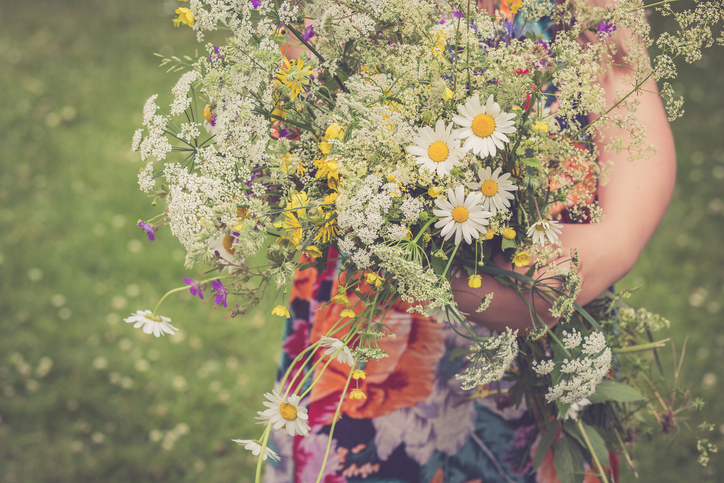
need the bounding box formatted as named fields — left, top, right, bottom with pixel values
left=532, top=122, right=549, bottom=133
left=331, top=293, right=351, bottom=307
left=314, top=209, right=338, bottom=243
left=174, top=7, right=194, bottom=27
left=352, top=369, right=367, bottom=380
left=275, top=211, right=304, bottom=247
left=504, top=0, right=523, bottom=14
left=305, top=245, right=324, bottom=258
left=502, top=227, right=516, bottom=240
left=428, top=186, right=441, bottom=198
left=318, top=141, right=331, bottom=155
left=512, top=252, right=532, bottom=267
left=443, top=88, right=453, bottom=101
left=340, top=308, right=356, bottom=318
left=276, top=58, right=313, bottom=101
left=431, top=31, right=447, bottom=59
left=323, top=192, right=339, bottom=205
left=365, top=272, right=383, bottom=287
left=468, top=274, right=482, bottom=289
left=287, top=191, right=309, bottom=217
left=484, top=229, right=496, bottom=240
left=272, top=305, right=291, bottom=318
left=203, top=105, right=214, bottom=123
left=349, top=388, right=367, bottom=400
left=512, top=106, right=522, bottom=111
left=324, top=124, right=344, bottom=140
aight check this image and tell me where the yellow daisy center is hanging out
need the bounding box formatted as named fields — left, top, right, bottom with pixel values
left=452, top=206, right=469, bottom=223
left=428, top=141, right=449, bottom=163
left=222, top=234, right=236, bottom=255
left=279, top=402, right=298, bottom=421
left=481, top=180, right=498, bottom=197
left=535, top=223, right=548, bottom=231
left=471, top=114, right=495, bottom=138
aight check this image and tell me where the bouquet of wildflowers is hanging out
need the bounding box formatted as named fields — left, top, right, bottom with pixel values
left=128, top=0, right=722, bottom=480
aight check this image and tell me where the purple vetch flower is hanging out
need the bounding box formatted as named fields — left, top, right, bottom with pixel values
left=598, top=21, right=617, bottom=39
left=183, top=278, right=204, bottom=300
left=138, top=221, right=155, bottom=241
left=212, top=279, right=228, bottom=308
left=452, top=10, right=463, bottom=18
left=251, top=0, right=261, bottom=8
left=302, top=24, right=315, bottom=41
left=208, top=46, right=223, bottom=68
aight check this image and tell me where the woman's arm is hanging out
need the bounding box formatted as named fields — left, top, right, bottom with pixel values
left=451, top=67, right=677, bottom=333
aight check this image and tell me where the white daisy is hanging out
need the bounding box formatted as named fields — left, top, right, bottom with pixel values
left=433, top=185, right=492, bottom=245
left=256, top=391, right=310, bottom=437
left=124, top=310, right=178, bottom=337
left=467, top=166, right=518, bottom=215
left=406, top=120, right=465, bottom=177
left=232, top=439, right=281, bottom=461
left=319, top=336, right=355, bottom=366
left=209, top=233, right=237, bottom=265
left=526, top=220, right=563, bottom=246
left=452, top=94, right=516, bottom=158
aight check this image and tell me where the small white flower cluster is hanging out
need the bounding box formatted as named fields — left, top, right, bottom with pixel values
left=617, top=307, right=670, bottom=333
left=545, top=329, right=612, bottom=405
left=456, top=328, right=518, bottom=391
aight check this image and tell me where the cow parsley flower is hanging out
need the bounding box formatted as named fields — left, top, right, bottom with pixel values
left=256, top=391, right=310, bottom=437
left=232, top=439, right=281, bottom=461
left=526, top=220, right=562, bottom=246
left=433, top=186, right=492, bottom=245
left=452, top=94, right=516, bottom=158
left=407, top=120, right=465, bottom=177
left=456, top=328, right=518, bottom=390
left=124, top=310, right=178, bottom=337
left=467, top=166, right=518, bottom=215
left=319, top=336, right=355, bottom=366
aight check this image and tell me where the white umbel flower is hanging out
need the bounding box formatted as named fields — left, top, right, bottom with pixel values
left=564, top=398, right=591, bottom=420
left=433, top=185, right=492, bottom=245
left=526, top=220, right=562, bottom=246
left=124, top=310, right=178, bottom=337
left=232, top=439, right=281, bottom=461
left=319, top=336, right=355, bottom=366
left=452, top=94, right=516, bottom=158
left=467, top=166, right=518, bottom=215
left=407, top=120, right=465, bottom=177
left=256, top=391, right=310, bottom=437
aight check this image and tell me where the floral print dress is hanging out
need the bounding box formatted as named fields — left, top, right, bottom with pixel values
left=263, top=251, right=597, bottom=483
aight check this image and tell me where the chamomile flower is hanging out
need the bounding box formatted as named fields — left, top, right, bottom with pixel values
left=452, top=94, right=516, bottom=158
left=433, top=186, right=492, bottom=245
left=232, top=439, right=281, bottom=461
left=256, top=391, right=310, bottom=436
left=209, top=233, right=238, bottom=264
left=407, top=120, right=465, bottom=177
left=526, top=220, right=563, bottom=246
left=124, top=310, right=178, bottom=337
left=467, top=167, right=518, bottom=215
left=319, top=336, right=355, bottom=366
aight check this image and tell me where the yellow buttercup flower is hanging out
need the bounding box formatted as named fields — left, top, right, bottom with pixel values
left=305, top=245, right=324, bottom=258
left=349, top=388, right=367, bottom=400
left=512, top=252, right=531, bottom=267
left=272, top=305, right=291, bottom=318
left=174, top=7, right=194, bottom=27
left=331, top=293, right=351, bottom=307
left=532, top=122, right=549, bottom=133
left=318, top=141, right=331, bottom=155
left=502, top=227, right=516, bottom=240
left=340, top=308, right=356, bottom=318
left=484, top=228, right=496, bottom=240
left=325, top=124, right=344, bottom=140
left=365, top=272, right=383, bottom=287
left=468, top=274, right=482, bottom=288
left=504, top=0, right=523, bottom=14
left=428, top=186, right=441, bottom=198
left=352, top=369, right=367, bottom=380
left=443, top=88, right=453, bottom=101
left=323, top=192, right=339, bottom=205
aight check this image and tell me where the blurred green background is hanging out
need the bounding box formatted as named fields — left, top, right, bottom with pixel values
left=0, top=0, right=722, bottom=481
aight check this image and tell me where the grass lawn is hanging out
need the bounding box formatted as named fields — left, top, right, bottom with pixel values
left=0, top=1, right=722, bottom=481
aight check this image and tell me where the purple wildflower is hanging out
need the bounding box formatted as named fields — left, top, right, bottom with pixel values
left=138, top=221, right=155, bottom=241
left=212, top=279, right=228, bottom=308
left=251, top=0, right=261, bottom=8
left=598, top=21, right=617, bottom=40
left=452, top=11, right=463, bottom=18
left=183, top=278, right=204, bottom=300
left=302, top=24, right=315, bottom=41
left=208, top=46, right=223, bottom=68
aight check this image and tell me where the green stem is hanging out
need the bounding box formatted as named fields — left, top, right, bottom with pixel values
left=611, top=339, right=670, bottom=354
left=254, top=423, right=272, bottom=483
left=316, top=365, right=355, bottom=483
left=613, top=427, right=639, bottom=478
left=442, top=243, right=461, bottom=279
left=152, top=275, right=230, bottom=316
left=575, top=418, right=610, bottom=483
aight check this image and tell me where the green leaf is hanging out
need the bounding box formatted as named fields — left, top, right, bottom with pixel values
left=563, top=420, right=609, bottom=469
left=553, top=437, right=585, bottom=483
left=521, top=157, right=542, bottom=168
left=533, top=420, right=559, bottom=471
left=501, top=237, right=517, bottom=251
left=587, top=380, right=645, bottom=404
